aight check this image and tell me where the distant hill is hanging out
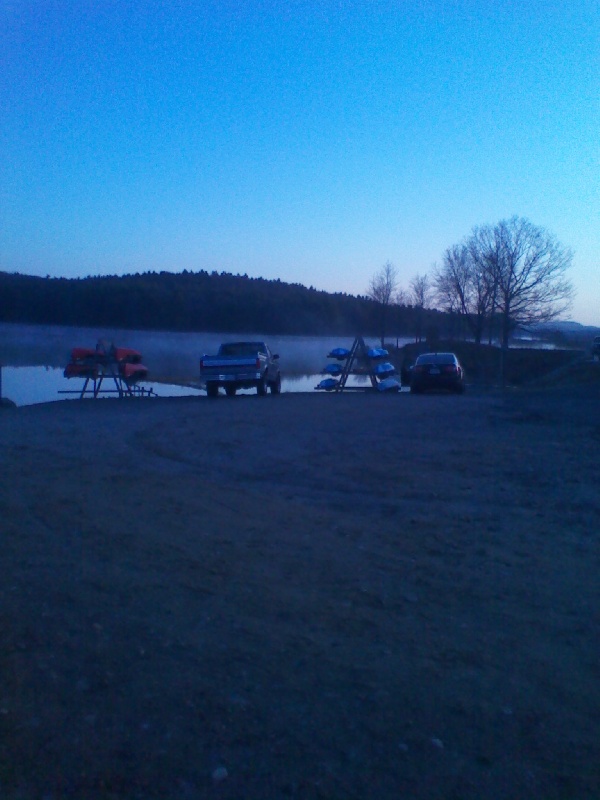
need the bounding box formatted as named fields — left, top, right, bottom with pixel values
left=531, top=321, right=600, bottom=349
left=535, top=320, right=600, bottom=334
left=0, top=269, right=445, bottom=338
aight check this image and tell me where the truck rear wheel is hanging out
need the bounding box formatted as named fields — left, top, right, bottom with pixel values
left=225, top=386, right=237, bottom=397
left=206, top=383, right=219, bottom=398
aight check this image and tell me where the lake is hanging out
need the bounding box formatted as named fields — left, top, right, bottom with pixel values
left=0, top=323, right=410, bottom=406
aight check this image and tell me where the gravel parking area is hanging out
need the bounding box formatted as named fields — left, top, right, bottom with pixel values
left=1, top=387, right=599, bottom=799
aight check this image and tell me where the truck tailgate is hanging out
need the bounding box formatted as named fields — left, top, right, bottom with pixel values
left=201, top=357, right=259, bottom=369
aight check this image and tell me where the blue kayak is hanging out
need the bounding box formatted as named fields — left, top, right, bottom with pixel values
left=367, top=347, right=389, bottom=359
left=315, top=377, right=339, bottom=391
left=377, top=377, right=401, bottom=392
left=323, top=363, right=343, bottom=375
left=374, top=362, right=395, bottom=376
left=327, top=347, right=351, bottom=360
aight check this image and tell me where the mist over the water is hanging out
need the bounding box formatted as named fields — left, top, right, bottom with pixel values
left=0, top=323, right=405, bottom=381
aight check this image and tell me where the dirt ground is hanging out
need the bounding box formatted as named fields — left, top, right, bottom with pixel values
left=1, top=386, right=599, bottom=799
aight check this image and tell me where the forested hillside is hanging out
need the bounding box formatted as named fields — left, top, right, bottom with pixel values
left=0, top=270, right=444, bottom=337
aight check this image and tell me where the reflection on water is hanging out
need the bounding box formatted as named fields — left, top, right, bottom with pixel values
left=0, top=366, right=357, bottom=407
left=1, top=366, right=68, bottom=407
left=0, top=366, right=197, bottom=406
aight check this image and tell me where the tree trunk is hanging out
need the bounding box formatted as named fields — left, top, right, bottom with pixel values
left=501, top=312, right=511, bottom=350
left=380, top=305, right=387, bottom=347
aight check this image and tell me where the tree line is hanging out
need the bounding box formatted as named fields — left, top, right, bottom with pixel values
left=0, top=269, right=445, bottom=338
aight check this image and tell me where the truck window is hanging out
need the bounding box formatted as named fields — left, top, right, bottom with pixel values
left=219, top=342, right=266, bottom=357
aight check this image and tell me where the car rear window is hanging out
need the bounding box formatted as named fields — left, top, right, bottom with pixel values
left=415, top=353, right=456, bottom=365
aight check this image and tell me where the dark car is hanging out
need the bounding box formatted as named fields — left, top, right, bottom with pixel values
left=410, top=352, right=465, bottom=394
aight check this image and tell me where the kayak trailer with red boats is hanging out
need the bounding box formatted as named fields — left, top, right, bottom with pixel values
left=61, top=341, right=153, bottom=399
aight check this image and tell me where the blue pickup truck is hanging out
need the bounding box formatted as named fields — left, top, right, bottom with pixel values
left=200, top=341, right=281, bottom=397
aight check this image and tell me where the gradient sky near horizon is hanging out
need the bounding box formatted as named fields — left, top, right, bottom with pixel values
left=2, top=1, right=599, bottom=324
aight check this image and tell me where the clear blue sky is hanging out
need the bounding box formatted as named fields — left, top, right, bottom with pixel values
left=2, top=1, right=599, bottom=325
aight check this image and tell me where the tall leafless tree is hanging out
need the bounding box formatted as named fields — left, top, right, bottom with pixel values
left=368, top=261, right=399, bottom=346
left=435, top=218, right=574, bottom=349
left=434, top=243, right=495, bottom=343
left=409, top=273, right=432, bottom=308
left=468, top=217, right=574, bottom=349
left=409, top=273, right=431, bottom=342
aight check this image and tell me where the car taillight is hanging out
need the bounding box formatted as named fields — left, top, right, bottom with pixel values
left=414, top=365, right=424, bottom=373
left=443, top=365, right=457, bottom=373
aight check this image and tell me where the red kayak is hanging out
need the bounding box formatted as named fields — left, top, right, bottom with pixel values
left=70, top=347, right=98, bottom=362
left=65, top=347, right=99, bottom=378
left=64, top=361, right=98, bottom=379
left=113, top=347, right=143, bottom=364
left=119, top=362, right=149, bottom=383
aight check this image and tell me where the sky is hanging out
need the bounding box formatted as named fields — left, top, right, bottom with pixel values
left=1, top=0, right=599, bottom=325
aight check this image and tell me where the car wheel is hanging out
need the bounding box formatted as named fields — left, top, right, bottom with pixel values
left=206, top=383, right=219, bottom=398
left=270, top=374, right=281, bottom=395
left=225, top=386, right=237, bottom=397
left=257, top=375, right=268, bottom=396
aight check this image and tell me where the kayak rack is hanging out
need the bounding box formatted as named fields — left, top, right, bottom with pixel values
left=315, top=336, right=401, bottom=393
left=60, top=342, right=155, bottom=399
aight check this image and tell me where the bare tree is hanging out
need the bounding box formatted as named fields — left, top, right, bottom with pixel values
left=433, top=243, right=495, bottom=343
left=395, top=286, right=407, bottom=306
left=409, top=273, right=431, bottom=342
left=468, top=217, right=574, bottom=349
left=409, top=273, right=432, bottom=308
left=368, top=261, right=398, bottom=346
